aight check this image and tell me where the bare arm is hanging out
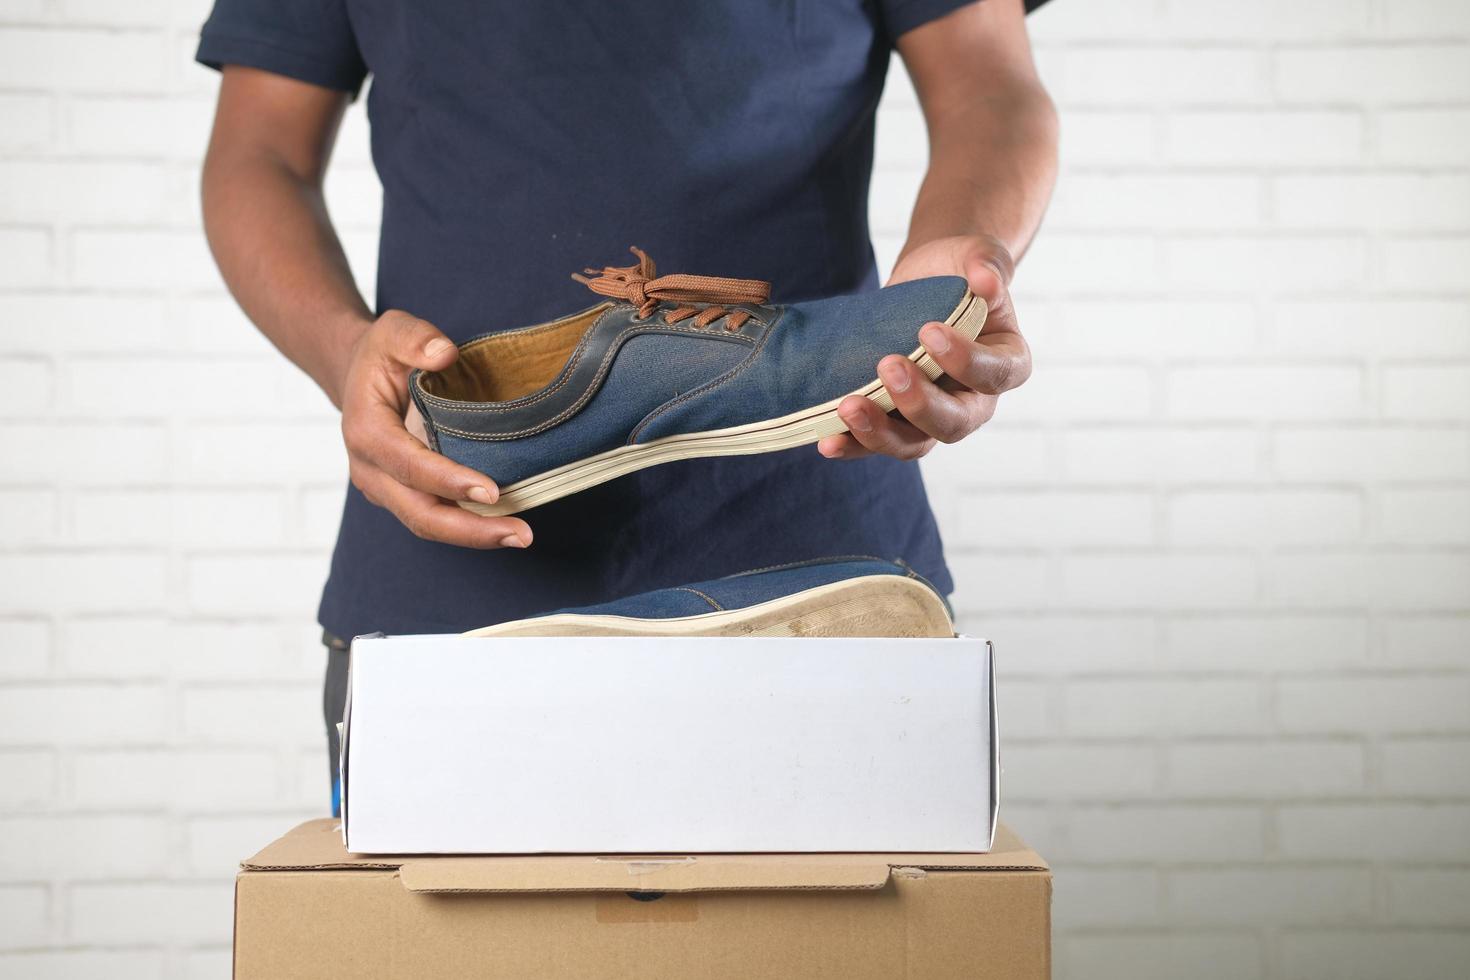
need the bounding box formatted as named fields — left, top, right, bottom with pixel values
left=202, top=66, right=368, bottom=403
left=897, top=0, right=1057, bottom=264
left=201, top=66, right=530, bottom=548
left=820, top=0, right=1057, bottom=461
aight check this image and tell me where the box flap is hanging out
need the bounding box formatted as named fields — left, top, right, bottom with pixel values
left=888, top=823, right=1049, bottom=872
left=398, top=856, right=892, bottom=893
left=243, top=818, right=399, bottom=872
left=242, top=819, right=1048, bottom=887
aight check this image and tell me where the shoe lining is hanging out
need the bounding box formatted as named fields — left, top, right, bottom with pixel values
left=420, top=307, right=604, bottom=404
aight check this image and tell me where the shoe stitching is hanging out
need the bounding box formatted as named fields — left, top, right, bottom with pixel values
left=429, top=324, right=756, bottom=440
left=720, top=554, right=897, bottom=580
left=452, top=302, right=613, bottom=357
left=671, top=587, right=724, bottom=612
left=625, top=305, right=789, bottom=444
left=416, top=304, right=617, bottom=409
left=424, top=318, right=754, bottom=416
left=715, top=555, right=949, bottom=609
left=419, top=304, right=755, bottom=415
left=624, top=289, right=976, bottom=442
left=415, top=305, right=615, bottom=413
left=889, top=557, right=951, bottom=610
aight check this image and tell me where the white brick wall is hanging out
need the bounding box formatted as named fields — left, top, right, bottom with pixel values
left=0, top=1, right=1465, bottom=977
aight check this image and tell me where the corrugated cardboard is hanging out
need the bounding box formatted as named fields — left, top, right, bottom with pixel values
left=235, top=819, right=1051, bottom=979
left=342, top=635, right=998, bottom=855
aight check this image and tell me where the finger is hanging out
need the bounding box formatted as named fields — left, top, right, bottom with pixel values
left=357, top=465, right=533, bottom=549
left=836, top=394, right=936, bottom=460
left=919, top=320, right=1032, bottom=397
left=876, top=355, right=976, bottom=444
left=344, top=399, right=501, bottom=506
left=817, top=431, right=874, bottom=460
left=372, top=310, right=461, bottom=372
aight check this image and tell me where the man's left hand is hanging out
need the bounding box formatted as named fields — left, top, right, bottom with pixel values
left=817, top=234, right=1032, bottom=461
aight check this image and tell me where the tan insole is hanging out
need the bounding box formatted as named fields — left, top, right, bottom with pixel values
left=420, top=306, right=606, bottom=404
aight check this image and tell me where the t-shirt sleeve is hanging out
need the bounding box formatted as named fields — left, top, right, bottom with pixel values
left=195, top=0, right=367, bottom=97
left=881, top=0, right=1053, bottom=42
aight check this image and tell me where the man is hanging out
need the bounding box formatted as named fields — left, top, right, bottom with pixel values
left=197, top=0, right=1057, bottom=810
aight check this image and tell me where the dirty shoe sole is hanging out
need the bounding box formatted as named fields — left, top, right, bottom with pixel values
left=461, top=292, right=986, bottom=517
left=463, top=574, right=955, bottom=639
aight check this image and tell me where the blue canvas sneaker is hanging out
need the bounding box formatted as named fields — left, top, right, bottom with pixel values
left=464, top=556, right=955, bottom=638
left=411, top=249, right=985, bottom=516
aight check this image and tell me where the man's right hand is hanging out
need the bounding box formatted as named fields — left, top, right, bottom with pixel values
left=338, top=310, right=533, bottom=550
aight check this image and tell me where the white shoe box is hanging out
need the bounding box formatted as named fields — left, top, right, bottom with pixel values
left=341, top=634, right=997, bottom=855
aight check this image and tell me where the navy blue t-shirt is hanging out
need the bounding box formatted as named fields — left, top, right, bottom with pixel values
left=197, top=0, right=1046, bottom=638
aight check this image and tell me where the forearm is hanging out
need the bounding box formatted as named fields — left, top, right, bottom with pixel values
left=900, top=82, right=1058, bottom=265
left=202, top=147, right=371, bottom=408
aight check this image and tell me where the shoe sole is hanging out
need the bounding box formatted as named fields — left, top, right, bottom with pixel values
left=460, top=292, right=986, bottom=517
left=463, top=574, right=954, bottom=639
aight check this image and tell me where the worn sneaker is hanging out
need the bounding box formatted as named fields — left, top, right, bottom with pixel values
left=411, top=248, right=984, bottom=516
left=464, top=556, right=955, bottom=638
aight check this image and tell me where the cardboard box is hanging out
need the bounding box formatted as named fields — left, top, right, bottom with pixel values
left=235, top=818, right=1051, bottom=980
left=342, top=635, right=997, bottom=854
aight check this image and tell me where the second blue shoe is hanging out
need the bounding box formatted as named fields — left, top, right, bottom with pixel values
left=412, top=248, right=984, bottom=515
left=465, top=557, right=955, bottom=638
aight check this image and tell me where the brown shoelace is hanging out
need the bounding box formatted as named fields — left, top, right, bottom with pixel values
left=572, top=247, right=770, bottom=330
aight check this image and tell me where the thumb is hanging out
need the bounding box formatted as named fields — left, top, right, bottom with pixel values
left=964, top=242, right=1015, bottom=313
left=378, top=310, right=458, bottom=371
